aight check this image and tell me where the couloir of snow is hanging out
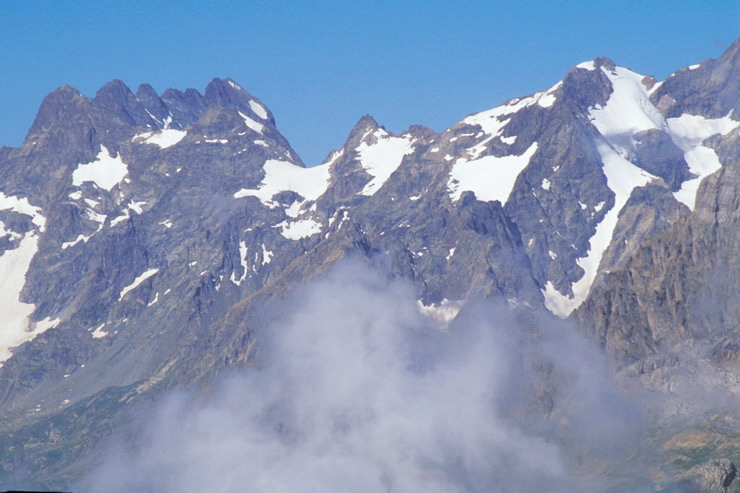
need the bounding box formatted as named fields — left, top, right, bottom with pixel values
left=542, top=63, right=737, bottom=317
left=230, top=241, right=249, bottom=285
left=543, top=141, right=657, bottom=318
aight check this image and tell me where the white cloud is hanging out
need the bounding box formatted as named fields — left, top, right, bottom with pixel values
left=80, top=258, right=643, bottom=493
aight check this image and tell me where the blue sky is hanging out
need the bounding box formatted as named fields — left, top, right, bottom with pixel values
left=1, top=1, right=737, bottom=165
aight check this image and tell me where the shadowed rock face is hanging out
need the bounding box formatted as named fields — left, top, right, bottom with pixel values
left=0, top=40, right=738, bottom=491
left=632, top=129, right=692, bottom=190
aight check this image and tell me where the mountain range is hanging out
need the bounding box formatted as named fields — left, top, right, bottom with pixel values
left=0, top=39, right=738, bottom=492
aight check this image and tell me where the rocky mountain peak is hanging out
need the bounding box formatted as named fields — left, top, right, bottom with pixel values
left=201, top=77, right=275, bottom=125
left=353, top=113, right=381, bottom=130
left=204, top=77, right=248, bottom=104
left=160, top=86, right=204, bottom=104
left=592, top=56, right=617, bottom=72
left=134, top=83, right=170, bottom=128
left=345, top=114, right=382, bottom=146
left=135, top=83, right=158, bottom=100
left=406, top=124, right=437, bottom=140
left=26, top=85, right=87, bottom=136
left=159, top=87, right=206, bottom=128
left=93, top=78, right=133, bottom=100
left=560, top=59, right=615, bottom=112
left=93, top=79, right=156, bottom=128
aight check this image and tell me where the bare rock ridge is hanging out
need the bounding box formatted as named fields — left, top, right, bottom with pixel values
left=0, top=39, right=738, bottom=491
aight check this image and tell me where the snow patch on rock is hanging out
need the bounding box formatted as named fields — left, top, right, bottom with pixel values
left=249, top=100, right=268, bottom=120
left=465, top=81, right=561, bottom=128
left=62, top=234, right=91, bottom=249
left=0, top=233, right=42, bottom=363
left=275, top=218, right=323, bottom=240
left=322, top=148, right=344, bottom=168
left=666, top=113, right=739, bottom=209
left=356, top=129, right=416, bottom=196
left=588, top=65, right=738, bottom=211
left=133, top=129, right=187, bottom=149
left=448, top=143, right=538, bottom=205
left=239, top=111, right=265, bottom=134
left=0, top=192, right=46, bottom=231
left=234, top=160, right=331, bottom=207
left=261, top=245, right=273, bottom=265
left=72, top=146, right=129, bottom=192
left=0, top=221, right=21, bottom=241
left=91, top=323, right=108, bottom=339
left=119, top=268, right=159, bottom=300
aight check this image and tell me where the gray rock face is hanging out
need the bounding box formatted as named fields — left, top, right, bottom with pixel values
left=0, top=40, right=738, bottom=491
left=577, top=162, right=740, bottom=362
left=652, top=38, right=740, bottom=119
left=0, top=76, right=305, bottom=409
left=632, top=129, right=692, bottom=190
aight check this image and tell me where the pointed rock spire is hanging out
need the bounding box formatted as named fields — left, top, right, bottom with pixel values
left=202, top=77, right=275, bottom=125
left=344, top=114, right=383, bottom=148
left=93, top=79, right=157, bottom=127
left=204, top=77, right=252, bottom=109
left=135, top=83, right=171, bottom=128
left=27, top=85, right=88, bottom=136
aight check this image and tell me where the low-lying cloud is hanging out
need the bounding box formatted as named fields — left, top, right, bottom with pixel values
left=79, top=257, right=645, bottom=492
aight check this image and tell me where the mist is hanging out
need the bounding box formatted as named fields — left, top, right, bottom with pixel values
left=78, top=257, right=647, bottom=493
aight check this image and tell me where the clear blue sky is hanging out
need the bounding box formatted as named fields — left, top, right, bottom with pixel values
left=1, top=1, right=737, bottom=165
